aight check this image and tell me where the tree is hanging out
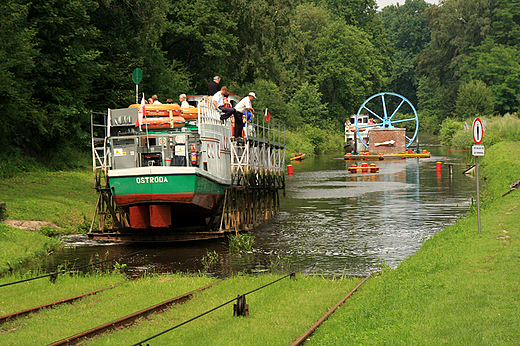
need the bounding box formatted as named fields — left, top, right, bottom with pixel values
left=455, top=80, right=494, bottom=118
left=279, top=2, right=332, bottom=97
left=162, top=0, right=238, bottom=93
left=0, top=0, right=37, bottom=159
left=287, top=82, right=328, bottom=128
left=229, top=0, right=295, bottom=85
left=313, top=21, right=386, bottom=126
left=91, top=0, right=189, bottom=108
left=380, top=0, right=431, bottom=106
left=416, top=0, right=493, bottom=120
left=464, top=40, right=520, bottom=114
left=491, top=0, right=520, bottom=47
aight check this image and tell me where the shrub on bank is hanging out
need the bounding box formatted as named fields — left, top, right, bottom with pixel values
left=285, top=125, right=343, bottom=158
left=0, top=224, right=62, bottom=274
left=439, top=113, right=520, bottom=148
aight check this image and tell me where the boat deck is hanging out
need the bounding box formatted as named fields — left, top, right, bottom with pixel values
left=344, top=151, right=431, bottom=160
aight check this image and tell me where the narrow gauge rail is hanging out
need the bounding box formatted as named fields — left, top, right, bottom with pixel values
left=47, top=280, right=222, bottom=346
left=290, top=274, right=371, bottom=346
left=0, top=284, right=124, bottom=325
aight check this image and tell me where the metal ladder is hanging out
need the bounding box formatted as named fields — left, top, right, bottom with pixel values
left=89, top=111, right=126, bottom=233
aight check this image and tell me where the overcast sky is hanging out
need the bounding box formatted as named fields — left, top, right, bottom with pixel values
left=376, top=0, right=438, bottom=10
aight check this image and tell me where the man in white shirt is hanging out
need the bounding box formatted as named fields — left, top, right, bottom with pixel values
left=233, top=92, right=256, bottom=137
left=152, top=95, right=162, bottom=104
left=212, top=86, right=235, bottom=120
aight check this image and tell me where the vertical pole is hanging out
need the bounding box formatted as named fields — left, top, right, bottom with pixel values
left=475, top=156, right=481, bottom=234
left=136, top=84, right=139, bottom=104
left=353, top=131, right=358, bottom=155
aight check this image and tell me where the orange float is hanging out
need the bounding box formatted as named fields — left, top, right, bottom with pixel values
left=181, top=106, right=198, bottom=120
left=142, top=116, right=185, bottom=129
left=129, top=103, right=181, bottom=117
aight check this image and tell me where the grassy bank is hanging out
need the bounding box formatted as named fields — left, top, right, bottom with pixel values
left=0, top=169, right=97, bottom=273
left=306, top=141, right=520, bottom=345
left=0, top=170, right=97, bottom=230
left=0, top=224, right=62, bottom=273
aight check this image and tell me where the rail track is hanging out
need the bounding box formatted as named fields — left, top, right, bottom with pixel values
left=290, top=274, right=371, bottom=346
left=3, top=271, right=371, bottom=345
left=0, top=283, right=124, bottom=325
left=47, top=280, right=222, bottom=345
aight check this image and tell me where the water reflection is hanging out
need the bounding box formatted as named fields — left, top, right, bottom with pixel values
left=33, top=142, right=473, bottom=277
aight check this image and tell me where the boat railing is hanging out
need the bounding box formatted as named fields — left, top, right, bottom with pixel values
left=197, top=97, right=223, bottom=125
left=90, top=111, right=110, bottom=187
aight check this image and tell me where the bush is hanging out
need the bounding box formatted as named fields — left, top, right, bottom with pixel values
left=482, top=113, right=520, bottom=146
left=438, top=118, right=463, bottom=146
left=39, top=225, right=61, bottom=237
left=418, top=110, right=441, bottom=134
left=438, top=113, right=520, bottom=148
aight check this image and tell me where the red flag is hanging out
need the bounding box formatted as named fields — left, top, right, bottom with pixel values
left=264, top=108, right=271, bottom=122
left=135, top=94, right=146, bottom=127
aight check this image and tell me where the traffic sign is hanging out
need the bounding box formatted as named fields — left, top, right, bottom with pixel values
left=472, top=144, right=485, bottom=156
left=132, top=68, right=143, bottom=84
left=472, top=118, right=483, bottom=144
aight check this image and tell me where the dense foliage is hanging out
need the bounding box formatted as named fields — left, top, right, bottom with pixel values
left=2, top=0, right=520, bottom=175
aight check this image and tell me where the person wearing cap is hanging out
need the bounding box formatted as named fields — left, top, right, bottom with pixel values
left=233, top=92, right=256, bottom=138
left=207, top=76, right=221, bottom=96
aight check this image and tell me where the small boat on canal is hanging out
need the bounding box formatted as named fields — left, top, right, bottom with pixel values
left=344, top=114, right=376, bottom=154
left=290, top=153, right=306, bottom=161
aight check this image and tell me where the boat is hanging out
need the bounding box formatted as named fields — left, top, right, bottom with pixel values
left=97, top=95, right=241, bottom=231
left=290, top=153, right=306, bottom=161
left=344, top=150, right=431, bottom=160
left=344, top=114, right=377, bottom=153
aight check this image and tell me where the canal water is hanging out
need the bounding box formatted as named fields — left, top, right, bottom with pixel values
left=34, top=137, right=475, bottom=277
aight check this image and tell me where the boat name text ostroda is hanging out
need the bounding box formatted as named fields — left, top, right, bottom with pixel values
left=135, top=176, right=169, bottom=184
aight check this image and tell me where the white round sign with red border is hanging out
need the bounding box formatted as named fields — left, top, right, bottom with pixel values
left=472, top=118, right=483, bottom=145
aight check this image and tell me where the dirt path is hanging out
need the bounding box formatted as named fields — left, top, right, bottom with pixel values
left=2, top=219, right=60, bottom=231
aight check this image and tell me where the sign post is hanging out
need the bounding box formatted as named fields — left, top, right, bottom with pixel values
left=132, top=68, right=143, bottom=104
left=472, top=118, right=484, bottom=234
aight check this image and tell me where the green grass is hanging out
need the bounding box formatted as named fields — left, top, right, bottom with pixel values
left=0, top=170, right=97, bottom=232
left=0, top=273, right=361, bottom=345
left=0, top=223, right=62, bottom=274
left=0, top=271, right=125, bottom=315
left=305, top=141, right=520, bottom=345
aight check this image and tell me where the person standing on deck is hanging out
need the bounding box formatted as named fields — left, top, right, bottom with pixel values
left=207, top=76, right=221, bottom=96
left=233, top=92, right=255, bottom=138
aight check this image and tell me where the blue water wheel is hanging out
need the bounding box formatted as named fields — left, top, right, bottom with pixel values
left=355, top=92, right=419, bottom=149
